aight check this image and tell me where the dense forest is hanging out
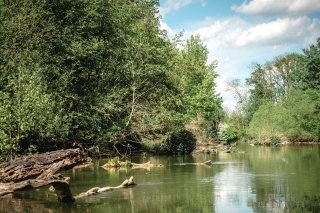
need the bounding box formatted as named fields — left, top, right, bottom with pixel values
left=223, top=37, right=320, bottom=145
left=0, top=0, right=224, bottom=161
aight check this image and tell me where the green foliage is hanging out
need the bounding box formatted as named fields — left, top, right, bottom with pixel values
left=109, top=156, right=120, bottom=164
left=0, top=0, right=223, bottom=160
left=247, top=102, right=284, bottom=143
left=244, top=53, right=301, bottom=126
left=270, top=136, right=280, bottom=145
left=290, top=38, right=320, bottom=90
left=217, top=123, right=240, bottom=143
left=164, top=129, right=196, bottom=155
left=175, top=35, right=223, bottom=136
left=242, top=39, right=320, bottom=143
left=141, top=141, right=167, bottom=153
left=247, top=89, right=320, bottom=143
left=279, top=89, right=320, bottom=141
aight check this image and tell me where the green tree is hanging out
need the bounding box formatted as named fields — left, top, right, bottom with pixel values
left=280, top=89, right=320, bottom=141
left=178, top=35, right=223, bottom=137
left=245, top=53, right=300, bottom=125
left=0, top=0, right=57, bottom=159
left=291, top=38, right=320, bottom=90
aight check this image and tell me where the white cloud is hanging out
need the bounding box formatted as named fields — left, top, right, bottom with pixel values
left=232, top=0, right=320, bottom=17
left=191, top=16, right=248, bottom=50
left=160, top=0, right=207, bottom=17
left=235, top=16, right=320, bottom=47
left=192, top=16, right=320, bottom=49
left=195, top=17, right=245, bottom=41
left=160, top=0, right=192, bottom=17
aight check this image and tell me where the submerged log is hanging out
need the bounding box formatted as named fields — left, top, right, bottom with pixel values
left=131, top=161, right=163, bottom=168
left=74, top=176, right=136, bottom=199
left=101, top=160, right=164, bottom=170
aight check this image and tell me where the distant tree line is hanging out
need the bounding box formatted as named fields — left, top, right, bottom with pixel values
left=223, top=38, right=320, bottom=144
left=0, top=0, right=223, bottom=161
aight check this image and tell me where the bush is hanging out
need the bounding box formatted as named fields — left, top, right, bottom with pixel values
left=270, top=135, right=280, bottom=145
left=164, top=129, right=196, bottom=155
left=217, top=123, right=239, bottom=143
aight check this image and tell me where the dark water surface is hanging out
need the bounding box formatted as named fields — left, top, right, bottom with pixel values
left=1, top=143, right=320, bottom=213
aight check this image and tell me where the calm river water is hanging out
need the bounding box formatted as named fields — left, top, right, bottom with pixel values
left=1, top=143, right=320, bottom=213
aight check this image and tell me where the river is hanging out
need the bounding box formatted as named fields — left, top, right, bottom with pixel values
left=1, top=143, right=320, bottom=213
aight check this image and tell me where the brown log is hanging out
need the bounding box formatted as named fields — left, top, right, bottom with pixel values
left=74, top=176, right=136, bottom=199
left=0, top=149, right=136, bottom=203
left=0, top=149, right=90, bottom=202
left=0, top=148, right=89, bottom=183
left=0, top=160, right=75, bottom=202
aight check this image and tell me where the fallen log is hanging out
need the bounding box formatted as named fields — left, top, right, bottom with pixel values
left=74, top=176, right=136, bottom=199
left=0, top=149, right=90, bottom=202
left=0, top=148, right=89, bottom=183
left=0, top=160, right=75, bottom=202
left=101, top=159, right=164, bottom=170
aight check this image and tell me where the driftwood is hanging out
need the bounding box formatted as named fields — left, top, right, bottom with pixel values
left=101, top=161, right=163, bottom=170
left=0, top=160, right=75, bottom=202
left=74, top=176, right=136, bottom=199
left=131, top=161, right=163, bottom=169
left=0, top=149, right=90, bottom=202
left=0, top=148, right=89, bottom=183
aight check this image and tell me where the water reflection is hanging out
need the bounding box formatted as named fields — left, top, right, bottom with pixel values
left=1, top=144, right=320, bottom=213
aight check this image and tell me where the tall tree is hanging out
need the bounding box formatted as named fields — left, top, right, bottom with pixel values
left=178, top=35, right=223, bottom=136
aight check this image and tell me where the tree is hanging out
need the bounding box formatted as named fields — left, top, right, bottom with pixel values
left=245, top=53, right=300, bottom=125
left=0, top=0, right=57, bottom=159
left=178, top=35, right=223, bottom=137
left=291, top=37, right=320, bottom=90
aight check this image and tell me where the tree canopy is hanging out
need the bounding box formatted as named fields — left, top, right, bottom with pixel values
left=0, top=0, right=223, bottom=160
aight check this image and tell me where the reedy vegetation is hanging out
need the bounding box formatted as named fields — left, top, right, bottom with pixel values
left=0, top=0, right=223, bottom=160
left=224, top=38, right=320, bottom=144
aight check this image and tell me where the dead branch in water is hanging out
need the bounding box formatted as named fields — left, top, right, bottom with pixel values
left=74, top=176, right=136, bottom=199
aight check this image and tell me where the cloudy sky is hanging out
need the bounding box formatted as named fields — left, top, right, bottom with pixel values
left=158, top=0, right=320, bottom=110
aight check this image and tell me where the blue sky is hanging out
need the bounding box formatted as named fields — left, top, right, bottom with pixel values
left=158, top=0, right=320, bottom=110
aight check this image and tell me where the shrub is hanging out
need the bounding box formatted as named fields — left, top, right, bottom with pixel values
left=270, top=135, right=280, bottom=145
left=217, top=123, right=239, bottom=143
left=164, top=129, right=196, bottom=154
